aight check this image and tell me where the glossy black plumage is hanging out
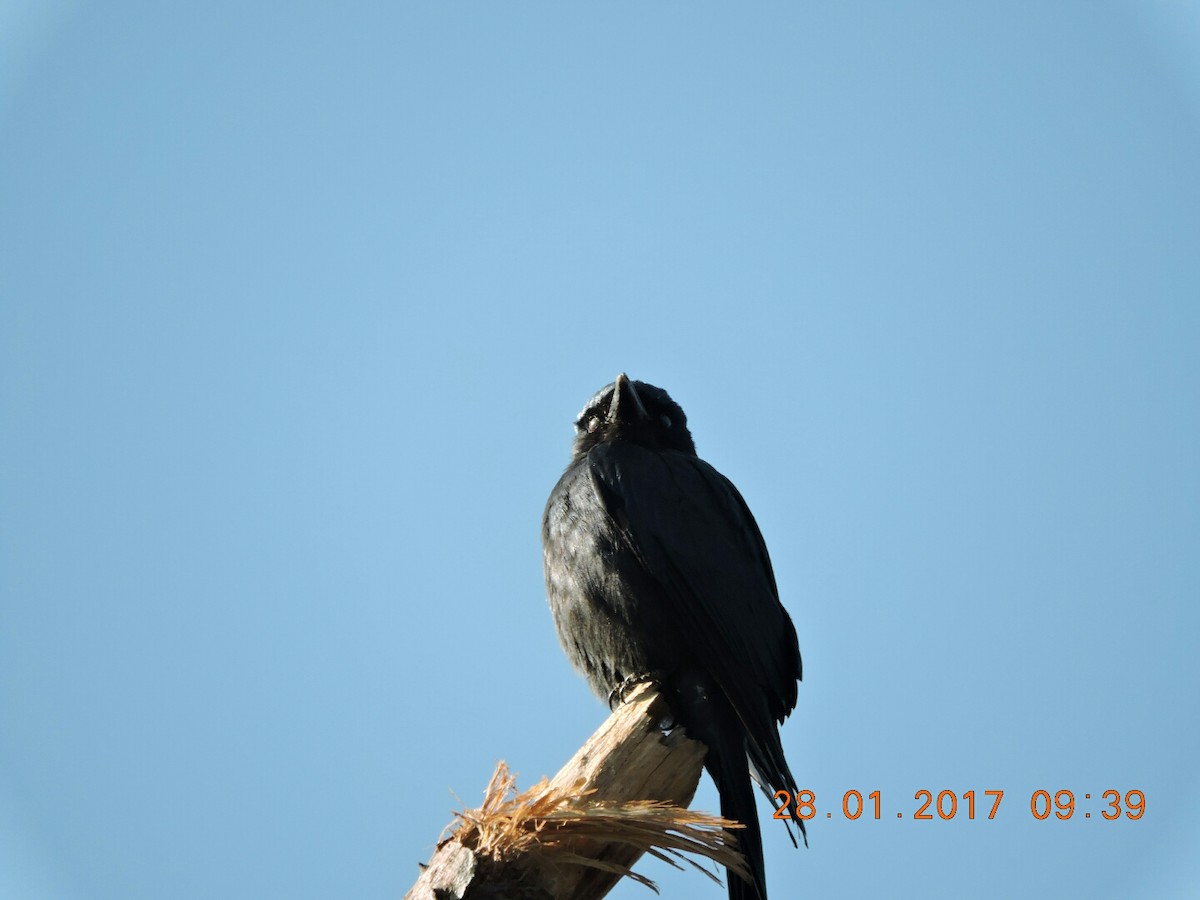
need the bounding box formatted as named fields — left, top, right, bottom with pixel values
left=542, top=374, right=804, bottom=900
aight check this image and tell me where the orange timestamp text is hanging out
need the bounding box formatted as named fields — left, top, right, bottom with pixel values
left=773, top=789, right=1145, bottom=822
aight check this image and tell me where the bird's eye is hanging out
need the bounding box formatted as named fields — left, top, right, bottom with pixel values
left=586, top=416, right=601, bottom=434
left=659, top=415, right=672, bottom=428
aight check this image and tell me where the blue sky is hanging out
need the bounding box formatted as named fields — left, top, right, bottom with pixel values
left=1, top=3, right=1198, bottom=898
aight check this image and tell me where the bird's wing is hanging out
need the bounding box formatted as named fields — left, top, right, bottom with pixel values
left=587, top=442, right=801, bottom=725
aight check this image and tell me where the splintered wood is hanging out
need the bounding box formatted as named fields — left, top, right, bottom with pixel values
left=404, top=683, right=749, bottom=900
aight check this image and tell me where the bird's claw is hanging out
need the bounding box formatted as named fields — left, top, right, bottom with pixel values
left=607, top=673, right=659, bottom=711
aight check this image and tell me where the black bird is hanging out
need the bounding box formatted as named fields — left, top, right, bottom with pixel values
left=542, top=374, right=804, bottom=900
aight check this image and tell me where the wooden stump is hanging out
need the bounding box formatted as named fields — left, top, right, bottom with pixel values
left=404, top=683, right=748, bottom=900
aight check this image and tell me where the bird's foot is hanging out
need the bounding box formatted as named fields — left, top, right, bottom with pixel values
left=607, top=672, right=659, bottom=711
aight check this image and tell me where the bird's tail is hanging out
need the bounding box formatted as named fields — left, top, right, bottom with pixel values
left=669, top=673, right=767, bottom=900
left=712, top=745, right=766, bottom=900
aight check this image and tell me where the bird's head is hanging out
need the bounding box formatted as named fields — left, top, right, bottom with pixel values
left=570, top=374, right=696, bottom=462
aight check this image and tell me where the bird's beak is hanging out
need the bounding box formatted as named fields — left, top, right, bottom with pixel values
left=610, top=373, right=650, bottom=422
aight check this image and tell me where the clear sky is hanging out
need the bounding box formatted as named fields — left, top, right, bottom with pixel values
left=2, top=3, right=1198, bottom=899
